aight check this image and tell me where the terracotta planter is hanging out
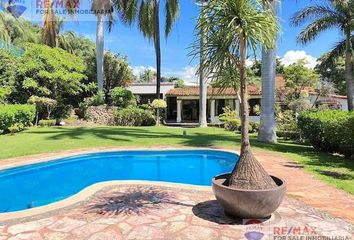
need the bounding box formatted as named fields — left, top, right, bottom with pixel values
left=212, top=173, right=286, bottom=219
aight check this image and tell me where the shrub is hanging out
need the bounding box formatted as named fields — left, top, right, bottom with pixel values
left=114, top=107, right=155, bottom=126
left=151, top=99, right=167, bottom=109
left=223, top=118, right=241, bottom=131
left=298, top=110, right=354, bottom=159
left=52, top=104, right=73, bottom=121
left=27, top=96, right=57, bottom=123
left=8, top=123, right=24, bottom=135
left=111, top=87, right=136, bottom=108
left=38, top=119, right=56, bottom=127
left=219, top=107, right=238, bottom=121
left=90, top=90, right=105, bottom=106
left=0, top=104, right=35, bottom=133
left=276, top=110, right=300, bottom=140
left=249, top=121, right=260, bottom=133
left=77, top=99, right=91, bottom=119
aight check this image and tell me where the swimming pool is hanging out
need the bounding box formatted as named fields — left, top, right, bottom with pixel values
left=0, top=150, right=238, bottom=212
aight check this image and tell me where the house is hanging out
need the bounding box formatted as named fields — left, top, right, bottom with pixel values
left=128, top=75, right=348, bottom=124
left=127, top=82, right=175, bottom=104
left=165, top=86, right=261, bottom=123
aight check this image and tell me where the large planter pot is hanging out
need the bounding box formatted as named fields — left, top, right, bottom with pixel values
left=212, top=173, right=286, bottom=219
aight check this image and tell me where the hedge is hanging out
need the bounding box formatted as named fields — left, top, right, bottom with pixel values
left=0, top=104, right=35, bottom=133
left=298, top=110, right=354, bottom=159
left=114, top=107, right=155, bottom=126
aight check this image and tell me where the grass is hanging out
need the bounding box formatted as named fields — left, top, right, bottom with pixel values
left=0, top=126, right=353, bottom=194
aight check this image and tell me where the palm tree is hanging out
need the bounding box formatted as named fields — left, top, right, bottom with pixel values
left=90, top=0, right=115, bottom=92
left=129, top=0, right=180, bottom=99
left=258, top=0, right=278, bottom=143
left=196, top=0, right=208, bottom=128
left=192, top=0, right=279, bottom=189
left=291, top=0, right=354, bottom=111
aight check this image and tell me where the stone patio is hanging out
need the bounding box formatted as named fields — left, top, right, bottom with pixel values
left=0, top=184, right=353, bottom=240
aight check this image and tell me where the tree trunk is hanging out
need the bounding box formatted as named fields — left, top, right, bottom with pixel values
left=199, top=2, right=208, bottom=128
left=156, top=109, right=160, bottom=126
left=43, top=0, right=56, bottom=48
left=96, top=14, right=104, bottom=92
left=228, top=32, right=277, bottom=190
left=345, top=29, right=353, bottom=111
left=258, top=0, right=277, bottom=143
left=154, top=0, right=161, bottom=100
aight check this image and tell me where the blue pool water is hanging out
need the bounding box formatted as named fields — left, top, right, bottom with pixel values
left=0, top=150, right=238, bottom=213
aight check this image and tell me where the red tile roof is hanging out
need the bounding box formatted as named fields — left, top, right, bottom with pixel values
left=166, top=75, right=347, bottom=100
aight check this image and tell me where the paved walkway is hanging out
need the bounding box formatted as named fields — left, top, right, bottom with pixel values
left=0, top=184, right=353, bottom=240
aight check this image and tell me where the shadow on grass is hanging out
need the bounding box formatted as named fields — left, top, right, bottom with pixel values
left=28, top=127, right=354, bottom=185
left=27, top=127, right=239, bottom=147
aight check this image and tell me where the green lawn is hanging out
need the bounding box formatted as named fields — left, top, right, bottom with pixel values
left=1, top=126, right=353, bottom=194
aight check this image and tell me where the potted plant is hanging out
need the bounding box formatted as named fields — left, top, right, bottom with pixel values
left=192, top=0, right=286, bottom=218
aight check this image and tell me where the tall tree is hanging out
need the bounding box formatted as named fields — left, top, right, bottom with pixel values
left=258, top=0, right=278, bottom=143
left=91, top=0, right=114, bottom=92
left=129, top=0, right=180, bottom=99
left=196, top=0, right=208, bottom=128
left=291, top=0, right=354, bottom=111
left=316, top=36, right=354, bottom=95
left=192, top=0, right=279, bottom=189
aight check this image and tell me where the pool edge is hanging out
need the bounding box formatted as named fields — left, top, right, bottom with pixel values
left=0, top=147, right=238, bottom=222
left=0, top=147, right=240, bottom=171
left=0, top=180, right=212, bottom=222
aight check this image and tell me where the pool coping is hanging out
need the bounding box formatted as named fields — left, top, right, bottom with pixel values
left=0, top=180, right=212, bottom=223
left=0, top=147, right=233, bottom=222
left=0, top=147, right=239, bottom=171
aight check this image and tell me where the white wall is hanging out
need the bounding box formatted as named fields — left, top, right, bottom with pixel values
left=127, top=83, right=175, bottom=98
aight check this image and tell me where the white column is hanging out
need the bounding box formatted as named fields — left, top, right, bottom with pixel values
left=177, top=100, right=182, bottom=123
left=210, top=100, right=215, bottom=123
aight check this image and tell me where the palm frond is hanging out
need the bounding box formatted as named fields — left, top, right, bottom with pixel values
left=165, top=0, right=179, bottom=38
left=138, top=0, right=154, bottom=39
left=291, top=4, right=338, bottom=27
left=318, top=35, right=354, bottom=69
left=297, top=15, right=339, bottom=45
left=115, top=0, right=138, bottom=24
left=190, top=0, right=278, bottom=85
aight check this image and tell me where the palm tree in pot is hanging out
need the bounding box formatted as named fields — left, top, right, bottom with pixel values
left=191, top=0, right=286, bottom=218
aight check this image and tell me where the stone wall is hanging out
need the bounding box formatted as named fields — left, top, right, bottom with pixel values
left=87, top=106, right=117, bottom=125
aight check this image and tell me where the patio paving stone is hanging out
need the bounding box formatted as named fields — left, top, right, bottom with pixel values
left=1, top=184, right=352, bottom=240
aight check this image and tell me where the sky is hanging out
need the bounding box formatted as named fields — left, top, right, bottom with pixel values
left=11, top=0, right=344, bottom=83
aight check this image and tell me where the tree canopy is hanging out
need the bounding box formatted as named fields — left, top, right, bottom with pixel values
left=14, top=44, right=87, bottom=103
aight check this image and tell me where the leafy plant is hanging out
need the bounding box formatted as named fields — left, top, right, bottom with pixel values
left=298, top=110, right=354, bottom=159
left=8, top=123, right=24, bottom=135
left=90, top=90, right=105, bottom=106
left=0, top=104, right=35, bottom=134
left=114, top=107, right=155, bottom=126
left=38, top=119, right=56, bottom=127
left=15, top=44, right=87, bottom=103
left=27, top=96, right=57, bottom=124
left=110, top=87, right=136, bottom=108
left=151, top=99, right=167, bottom=126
